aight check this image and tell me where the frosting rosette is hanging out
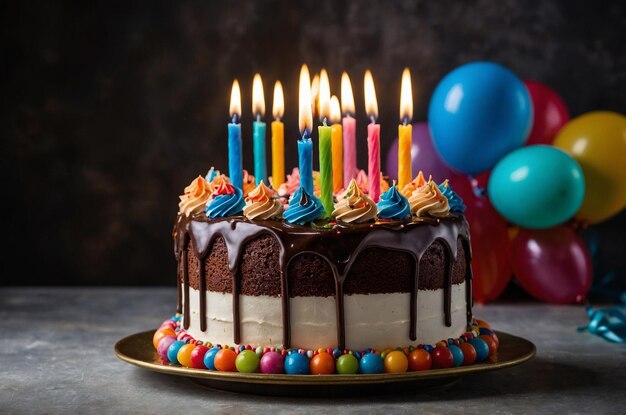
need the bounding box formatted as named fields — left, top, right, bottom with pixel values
left=244, top=181, right=283, bottom=220
left=283, top=186, right=325, bottom=225
left=277, top=167, right=301, bottom=198
left=376, top=183, right=411, bottom=220
left=179, top=176, right=213, bottom=217
left=335, top=171, right=391, bottom=201
left=401, top=171, right=428, bottom=198
left=205, top=177, right=245, bottom=219
left=408, top=179, right=450, bottom=217
left=438, top=180, right=466, bottom=214
left=332, top=179, right=377, bottom=223
left=242, top=169, right=256, bottom=197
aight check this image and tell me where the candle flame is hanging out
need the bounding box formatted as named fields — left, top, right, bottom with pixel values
left=330, top=95, right=341, bottom=124
left=319, top=69, right=331, bottom=122
left=272, top=81, right=284, bottom=120
left=341, top=72, right=355, bottom=116
left=400, top=68, right=413, bottom=123
left=252, top=73, right=265, bottom=118
left=310, top=73, right=320, bottom=120
left=230, top=79, right=241, bottom=119
left=299, top=64, right=313, bottom=136
left=364, top=70, right=378, bottom=121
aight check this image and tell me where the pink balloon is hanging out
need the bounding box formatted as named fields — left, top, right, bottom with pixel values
left=511, top=227, right=592, bottom=304
left=524, top=80, right=570, bottom=146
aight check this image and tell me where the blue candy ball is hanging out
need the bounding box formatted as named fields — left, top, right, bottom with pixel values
left=203, top=347, right=220, bottom=370
left=166, top=340, right=185, bottom=364
left=284, top=352, right=310, bottom=375
left=469, top=338, right=490, bottom=362
left=448, top=345, right=464, bottom=367
left=359, top=353, right=384, bottom=374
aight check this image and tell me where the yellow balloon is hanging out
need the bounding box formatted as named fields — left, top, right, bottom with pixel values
left=554, top=111, right=626, bottom=224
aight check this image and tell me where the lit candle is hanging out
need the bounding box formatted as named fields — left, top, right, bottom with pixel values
left=317, top=69, right=333, bottom=216
left=298, top=64, right=314, bottom=195
left=330, top=95, right=343, bottom=193
left=252, top=74, right=267, bottom=185
left=364, top=70, right=381, bottom=202
left=341, top=72, right=357, bottom=189
left=228, top=80, right=243, bottom=190
left=398, top=68, right=413, bottom=189
left=271, top=81, right=285, bottom=189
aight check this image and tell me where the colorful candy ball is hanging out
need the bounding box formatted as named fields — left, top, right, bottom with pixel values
left=408, top=349, right=432, bottom=371
left=203, top=347, right=220, bottom=370
left=310, top=352, right=335, bottom=375
left=190, top=345, right=209, bottom=369
left=469, top=338, right=490, bottom=362
left=284, top=351, right=310, bottom=375
left=459, top=342, right=477, bottom=365
left=336, top=354, right=359, bottom=375
left=359, top=353, right=384, bottom=374
left=157, top=336, right=177, bottom=361
left=166, top=340, right=186, bottom=364
left=214, top=348, right=237, bottom=372
left=475, top=319, right=491, bottom=329
left=153, top=327, right=176, bottom=349
left=260, top=351, right=284, bottom=374
left=384, top=350, right=409, bottom=373
left=479, top=335, right=498, bottom=357
left=177, top=343, right=195, bottom=368
left=448, top=344, right=464, bottom=367
left=235, top=350, right=260, bottom=373
left=431, top=346, right=454, bottom=369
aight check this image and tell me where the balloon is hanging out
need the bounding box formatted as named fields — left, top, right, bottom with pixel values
left=524, top=80, right=570, bottom=146
left=554, top=111, right=626, bottom=224
left=429, top=62, right=533, bottom=175
left=488, top=145, right=585, bottom=229
left=464, top=193, right=512, bottom=303
left=385, top=122, right=465, bottom=183
left=511, top=227, right=592, bottom=304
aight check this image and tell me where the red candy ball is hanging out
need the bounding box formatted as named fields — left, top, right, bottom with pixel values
left=310, top=352, right=335, bottom=375
left=190, top=345, right=210, bottom=369
left=408, top=349, right=432, bottom=371
left=214, top=349, right=237, bottom=372
left=459, top=342, right=477, bottom=365
left=431, top=346, right=454, bottom=369
left=479, top=335, right=498, bottom=357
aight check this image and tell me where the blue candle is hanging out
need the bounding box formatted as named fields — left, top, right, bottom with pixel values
left=228, top=80, right=243, bottom=190
left=253, top=118, right=267, bottom=184
left=298, top=137, right=313, bottom=195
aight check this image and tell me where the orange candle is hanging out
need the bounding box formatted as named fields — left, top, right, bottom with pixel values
left=398, top=68, right=413, bottom=189
left=271, top=81, right=285, bottom=188
left=330, top=95, right=343, bottom=192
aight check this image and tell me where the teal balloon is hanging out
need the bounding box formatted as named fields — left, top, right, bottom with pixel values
left=488, top=145, right=585, bottom=229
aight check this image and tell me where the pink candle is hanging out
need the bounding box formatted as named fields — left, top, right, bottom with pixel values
left=367, top=123, right=381, bottom=202
left=342, top=116, right=356, bottom=188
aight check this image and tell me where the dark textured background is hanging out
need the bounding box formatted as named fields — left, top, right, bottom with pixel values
left=3, top=1, right=626, bottom=286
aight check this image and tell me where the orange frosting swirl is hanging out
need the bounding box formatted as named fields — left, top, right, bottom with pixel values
left=242, top=169, right=256, bottom=197
left=401, top=171, right=428, bottom=198
left=408, top=179, right=450, bottom=217
left=244, top=181, right=283, bottom=220
left=332, top=179, right=377, bottom=223
left=178, top=176, right=212, bottom=217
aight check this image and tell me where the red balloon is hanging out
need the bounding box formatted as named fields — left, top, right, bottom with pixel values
left=524, top=80, right=570, bottom=146
left=511, top=227, right=592, bottom=304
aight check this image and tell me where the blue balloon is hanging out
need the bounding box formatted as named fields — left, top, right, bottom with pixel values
left=429, top=62, right=533, bottom=175
left=488, top=145, right=585, bottom=229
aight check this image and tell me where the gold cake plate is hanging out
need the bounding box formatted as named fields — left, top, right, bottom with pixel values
left=115, top=330, right=535, bottom=397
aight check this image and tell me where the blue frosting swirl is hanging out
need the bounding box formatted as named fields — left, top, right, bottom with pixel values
left=205, top=186, right=245, bottom=218
left=377, top=185, right=411, bottom=220
left=283, top=186, right=325, bottom=225
left=438, top=182, right=466, bottom=213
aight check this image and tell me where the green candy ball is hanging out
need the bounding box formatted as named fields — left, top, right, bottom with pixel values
left=336, top=354, right=359, bottom=375
left=235, top=350, right=260, bottom=373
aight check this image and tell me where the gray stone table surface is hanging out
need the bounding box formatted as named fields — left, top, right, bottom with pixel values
left=1, top=287, right=625, bottom=414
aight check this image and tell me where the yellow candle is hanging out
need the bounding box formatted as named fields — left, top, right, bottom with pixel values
left=398, top=68, right=414, bottom=189
left=271, top=81, right=285, bottom=188
left=330, top=95, right=343, bottom=193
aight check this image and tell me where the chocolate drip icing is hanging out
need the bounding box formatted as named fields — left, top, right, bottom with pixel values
left=182, top=236, right=190, bottom=330
left=462, top=238, right=473, bottom=324
left=174, top=214, right=471, bottom=349
left=176, top=252, right=182, bottom=314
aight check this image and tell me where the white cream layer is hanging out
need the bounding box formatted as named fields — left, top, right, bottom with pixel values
left=183, top=283, right=468, bottom=350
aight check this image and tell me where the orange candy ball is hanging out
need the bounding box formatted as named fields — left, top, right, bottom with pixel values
left=310, top=352, right=335, bottom=375
left=177, top=343, right=195, bottom=368
left=459, top=342, right=477, bottom=365
left=152, top=327, right=176, bottom=349
left=408, top=349, right=432, bottom=371
left=214, top=349, right=238, bottom=372
left=475, top=319, right=491, bottom=329
left=384, top=351, right=409, bottom=373
left=479, top=335, right=498, bottom=357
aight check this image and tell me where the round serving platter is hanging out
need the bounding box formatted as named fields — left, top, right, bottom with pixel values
left=115, top=330, right=535, bottom=397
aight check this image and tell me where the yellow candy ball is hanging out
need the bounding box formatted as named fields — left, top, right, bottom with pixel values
left=384, top=351, right=409, bottom=373
left=177, top=344, right=196, bottom=368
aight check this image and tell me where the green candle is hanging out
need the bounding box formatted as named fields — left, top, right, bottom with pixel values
left=318, top=122, right=333, bottom=216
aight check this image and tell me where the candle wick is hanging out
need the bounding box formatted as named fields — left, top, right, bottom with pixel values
left=402, top=117, right=409, bottom=126
left=323, top=118, right=328, bottom=127
left=256, top=114, right=261, bottom=123
left=370, top=115, right=376, bottom=124
left=232, top=114, right=238, bottom=124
